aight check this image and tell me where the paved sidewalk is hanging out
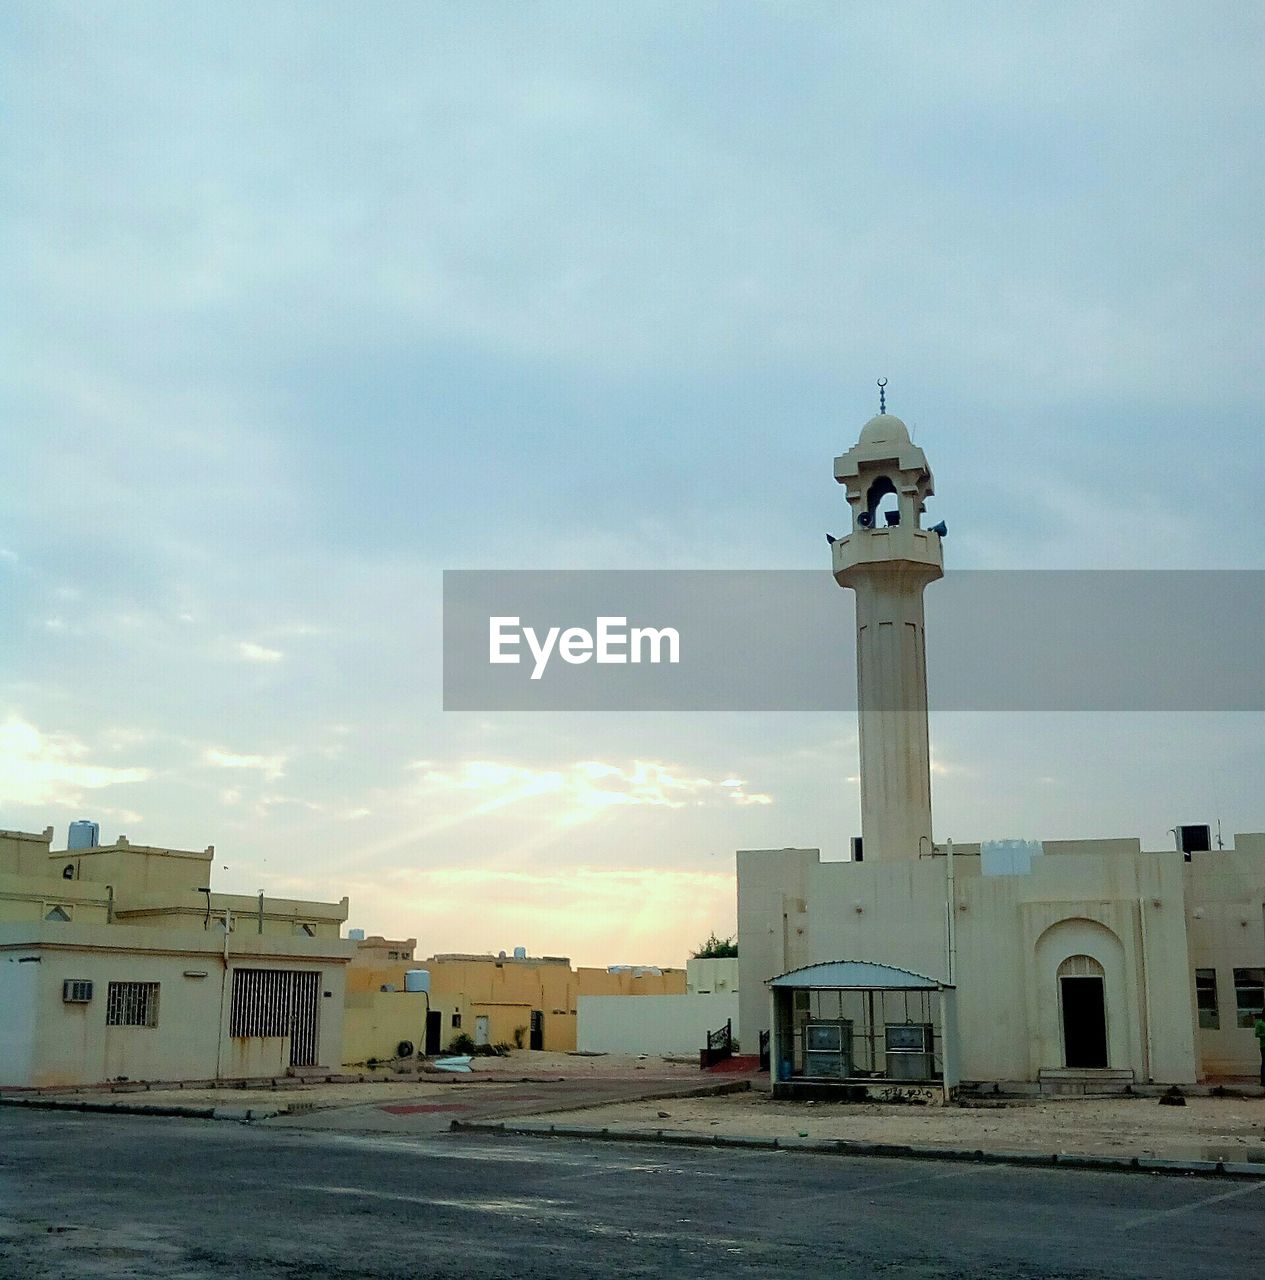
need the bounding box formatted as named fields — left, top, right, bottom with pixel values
left=453, top=1114, right=1265, bottom=1180
left=0, top=1073, right=753, bottom=1130
left=462, top=1086, right=1265, bottom=1175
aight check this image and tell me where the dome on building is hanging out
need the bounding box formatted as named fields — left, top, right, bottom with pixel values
left=857, top=413, right=911, bottom=447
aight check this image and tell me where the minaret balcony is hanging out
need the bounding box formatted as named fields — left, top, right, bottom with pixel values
left=832, top=525, right=944, bottom=584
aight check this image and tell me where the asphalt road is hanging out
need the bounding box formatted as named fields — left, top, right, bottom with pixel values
left=2, top=1110, right=1261, bottom=1280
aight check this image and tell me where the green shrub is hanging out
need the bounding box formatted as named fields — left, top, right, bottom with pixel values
left=691, top=931, right=738, bottom=958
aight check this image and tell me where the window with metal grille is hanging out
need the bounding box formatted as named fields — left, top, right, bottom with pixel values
left=63, top=979, right=93, bottom=1003
left=1195, top=969, right=1220, bottom=1030
left=106, top=982, right=159, bottom=1027
left=1233, top=967, right=1264, bottom=1028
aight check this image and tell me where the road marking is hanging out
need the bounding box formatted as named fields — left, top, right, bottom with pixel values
left=773, top=1162, right=987, bottom=1210
left=861, top=1165, right=989, bottom=1195
left=1116, top=1180, right=1265, bottom=1230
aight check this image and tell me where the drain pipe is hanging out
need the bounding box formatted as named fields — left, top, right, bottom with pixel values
left=214, top=907, right=232, bottom=1082
left=945, top=838, right=957, bottom=985
left=1138, top=895, right=1154, bottom=1082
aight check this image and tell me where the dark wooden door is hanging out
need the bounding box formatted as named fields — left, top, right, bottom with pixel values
left=1061, top=977, right=1108, bottom=1068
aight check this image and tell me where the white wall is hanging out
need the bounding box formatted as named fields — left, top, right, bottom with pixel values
left=578, top=993, right=739, bottom=1056
left=739, top=843, right=1204, bottom=1085
left=0, top=923, right=352, bottom=1088
left=736, top=847, right=819, bottom=1049
left=0, top=952, right=40, bottom=1084
left=686, top=956, right=739, bottom=994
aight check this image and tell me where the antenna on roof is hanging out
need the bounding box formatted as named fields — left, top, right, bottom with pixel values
left=877, top=377, right=888, bottom=414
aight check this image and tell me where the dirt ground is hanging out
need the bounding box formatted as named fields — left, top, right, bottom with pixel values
left=50, top=1051, right=699, bottom=1111
left=502, top=1088, right=1265, bottom=1160
left=453, top=1050, right=699, bottom=1079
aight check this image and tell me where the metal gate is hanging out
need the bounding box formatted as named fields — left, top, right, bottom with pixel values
left=230, top=969, right=321, bottom=1067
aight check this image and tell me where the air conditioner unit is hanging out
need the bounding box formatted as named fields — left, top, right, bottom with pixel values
left=804, top=1020, right=854, bottom=1079
left=884, top=1022, right=935, bottom=1080
left=63, top=979, right=93, bottom=1003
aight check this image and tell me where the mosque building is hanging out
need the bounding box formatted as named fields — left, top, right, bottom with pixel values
left=738, top=395, right=1265, bottom=1097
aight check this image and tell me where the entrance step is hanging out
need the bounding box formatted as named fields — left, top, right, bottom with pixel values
left=1038, top=1068, right=1135, bottom=1097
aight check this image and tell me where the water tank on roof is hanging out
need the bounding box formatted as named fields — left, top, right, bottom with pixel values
left=67, top=820, right=99, bottom=850
left=513, top=946, right=527, bottom=960
left=347, top=928, right=365, bottom=940
left=404, top=970, right=430, bottom=994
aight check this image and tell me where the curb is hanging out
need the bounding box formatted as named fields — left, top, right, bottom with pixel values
left=448, top=1118, right=1265, bottom=1180
left=472, top=1077, right=753, bottom=1122
left=0, top=1078, right=750, bottom=1126
left=0, top=1096, right=282, bottom=1122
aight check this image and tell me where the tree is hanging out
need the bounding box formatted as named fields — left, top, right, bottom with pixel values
left=691, top=931, right=737, bottom=958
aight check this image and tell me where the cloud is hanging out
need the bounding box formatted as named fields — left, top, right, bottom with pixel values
left=0, top=715, right=151, bottom=807
left=414, top=758, right=772, bottom=828
left=235, top=641, right=284, bottom=664
left=4, top=5, right=1262, bottom=964
left=302, top=863, right=739, bottom=967
left=202, top=747, right=286, bottom=781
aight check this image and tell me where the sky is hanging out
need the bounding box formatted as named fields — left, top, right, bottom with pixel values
left=3, top=3, right=1263, bottom=967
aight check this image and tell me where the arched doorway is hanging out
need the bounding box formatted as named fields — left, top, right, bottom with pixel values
left=1058, top=954, right=1108, bottom=1068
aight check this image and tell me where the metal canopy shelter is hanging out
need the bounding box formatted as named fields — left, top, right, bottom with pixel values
left=767, top=961, right=959, bottom=1101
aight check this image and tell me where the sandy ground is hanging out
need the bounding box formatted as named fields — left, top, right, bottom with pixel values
left=45, top=1052, right=699, bottom=1110
left=502, top=1089, right=1265, bottom=1160
left=457, top=1050, right=699, bottom=1078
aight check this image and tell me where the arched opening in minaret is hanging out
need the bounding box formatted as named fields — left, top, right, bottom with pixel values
left=865, top=476, right=900, bottom=528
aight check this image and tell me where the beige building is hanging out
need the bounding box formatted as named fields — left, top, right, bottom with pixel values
left=343, top=935, right=447, bottom=1065
left=341, top=941, right=687, bottom=1064
left=740, top=836, right=1265, bottom=1089
left=739, top=407, right=1265, bottom=1094
left=1, top=825, right=355, bottom=1088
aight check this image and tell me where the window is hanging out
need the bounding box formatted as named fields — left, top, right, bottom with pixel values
left=106, top=982, right=160, bottom=1027
left=1234, top=968, right=1264, bottom=1028
left=44, top=905, right=71, bottom=922
left=388, top=950, right=398, bottom=959
left=1195, top=969, right=1220, bottom=1030
left=451, top=1012, right=462, bottom=1028
left=63, top=979, right=93, bottom=1003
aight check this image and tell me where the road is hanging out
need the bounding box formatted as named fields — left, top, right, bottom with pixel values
left=1, top=1109, right=1260, bottom=1279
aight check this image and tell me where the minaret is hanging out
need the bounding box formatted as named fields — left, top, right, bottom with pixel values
left=831, top=386, right=943, bottom=862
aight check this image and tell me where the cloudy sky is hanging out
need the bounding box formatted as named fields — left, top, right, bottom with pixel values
left=4, top=3, right=1263, bottom=966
